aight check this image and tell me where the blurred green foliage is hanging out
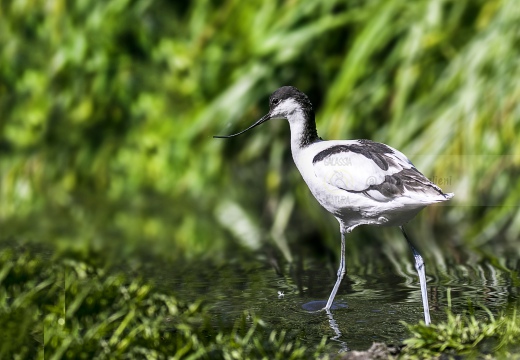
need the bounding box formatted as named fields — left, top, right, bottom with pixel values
left=1, top=0, right=519, bottom=260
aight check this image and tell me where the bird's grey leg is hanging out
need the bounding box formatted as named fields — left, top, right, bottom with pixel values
left=324, top=230, right=346, bottom=311
left=400, top=226, right=431, bottom=325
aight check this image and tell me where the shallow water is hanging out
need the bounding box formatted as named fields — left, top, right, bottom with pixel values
left=152, top=243, right=520, bottom=352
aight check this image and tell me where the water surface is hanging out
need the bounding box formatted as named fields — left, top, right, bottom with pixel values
left=151, top=242, right=520, bottom=352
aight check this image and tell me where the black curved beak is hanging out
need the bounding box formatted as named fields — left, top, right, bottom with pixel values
left=213, top=113, right=271, bottom=138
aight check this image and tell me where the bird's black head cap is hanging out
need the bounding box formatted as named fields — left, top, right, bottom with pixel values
left=269, top=86, right=314, bottom=113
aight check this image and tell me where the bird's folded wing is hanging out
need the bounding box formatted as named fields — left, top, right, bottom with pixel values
left=311, top=142, right=446, bottom=202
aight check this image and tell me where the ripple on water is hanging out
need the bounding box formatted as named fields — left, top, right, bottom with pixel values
left=155, top=251, right=519, bottom=352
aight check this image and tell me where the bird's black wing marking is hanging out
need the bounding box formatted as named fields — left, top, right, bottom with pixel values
left=353, top=168, right=446, bottom=199
left=312, top=140, right=397, bottom=171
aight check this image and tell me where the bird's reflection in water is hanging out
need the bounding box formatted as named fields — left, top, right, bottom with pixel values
left=326, top=309, right=350, bottom=353
left=302, top=300, right=349, bottom=353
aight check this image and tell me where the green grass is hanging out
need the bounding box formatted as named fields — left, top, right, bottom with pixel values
left=0, top=248, right=328, bottom=359
left=1, top=0, right=519, bottom=260
left=1, top=247, right=519, bottom=358
left=401, top=289, right=520, bottom=359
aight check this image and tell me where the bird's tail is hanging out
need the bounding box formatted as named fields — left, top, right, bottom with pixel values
left=443, top=192, right=454, bottom=200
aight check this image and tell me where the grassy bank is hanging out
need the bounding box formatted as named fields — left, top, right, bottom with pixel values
left=1, top=246, right=518, bottom=359
left=0, top=247, right=327, bottom=359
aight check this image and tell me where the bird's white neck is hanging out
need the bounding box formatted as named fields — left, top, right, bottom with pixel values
left=286, top=110, right=320, bottom=153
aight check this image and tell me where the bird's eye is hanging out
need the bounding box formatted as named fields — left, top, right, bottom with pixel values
left=272, top=98, right=280, bottom=106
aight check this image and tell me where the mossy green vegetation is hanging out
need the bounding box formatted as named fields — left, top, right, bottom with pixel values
left=0, top=248, right=327, bottom=359
left=2, top=247, right=519, bottom=358
left=401, top=291, right=520, bottom=359
left=1, top=0, right=519, bottom=259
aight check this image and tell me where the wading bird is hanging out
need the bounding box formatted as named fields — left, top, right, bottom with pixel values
left=214, top=86, right=453, bottom=325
